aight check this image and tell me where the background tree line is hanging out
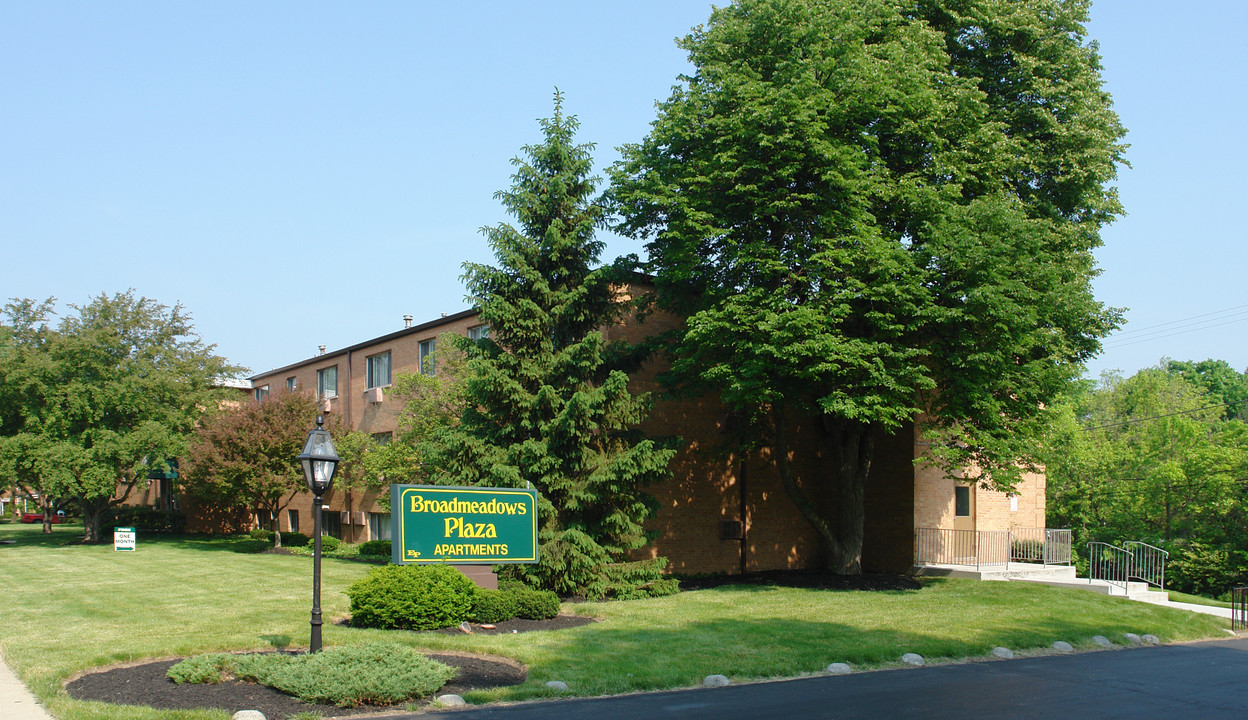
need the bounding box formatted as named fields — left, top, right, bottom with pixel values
left=1044, top=359, right=1248, bottom=596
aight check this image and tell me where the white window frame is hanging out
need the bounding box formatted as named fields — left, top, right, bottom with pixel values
left=419, top=338, right=437, bottom=376
left=468, top=324, right=489, bottom=341
left=366, top=351, right=391, bottom=389
left=317, top=366, right=338, bottom=399
left=254, top=385, right=270, bottom=401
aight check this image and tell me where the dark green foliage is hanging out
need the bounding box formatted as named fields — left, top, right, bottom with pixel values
left=168, top=646, right=455, bottom=707
left=248, top=528, right=274, bottom=542
left=283, top=532, right=310, bottom=548
left=267, top=645, right=455, bottom=707
left=507, top=586, right=561, bottom=620
left=345, top=564, right=477, bottom=630
left=167, top=654, right=229, bottom=684
left=106, top=507, right=185, bottom=533
left=610, top=0, right=1126, bottom=573
left=358, top=539, right=392, bottom=557
left=311, top=535, right=341, bottom=552
left=469, top=588, right=519, bottom=624
left=1167, top=542, right=1248, bottom=598
left=427, top=92, right=675, bottom=597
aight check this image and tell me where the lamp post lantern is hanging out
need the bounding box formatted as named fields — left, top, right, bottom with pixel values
left=298, top=415, right=339, bottom=653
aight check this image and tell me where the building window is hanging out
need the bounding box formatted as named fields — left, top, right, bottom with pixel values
left=369, top=512, right=392, bottom=541
left=468, top=324, right=489, bottom=341
left=372, top=432, right=393, bottom=446
left=366, top=351, right=391, bottom=389
left=317, top=366, right=338, bottom=399
left=954, top=486, right=971, bottom=517
left=286, top=376, right=297, bottom=392
left=254, top=385, right=270, bottom=401
left=321, top=511, right=341, bottom=539
left=419, top=338, right=437, bottom=376
left=287, top=509, right=299, bottom=534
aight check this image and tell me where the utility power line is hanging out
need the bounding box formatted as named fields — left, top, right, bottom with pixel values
left=1102, top=304, right=1248, bottom=349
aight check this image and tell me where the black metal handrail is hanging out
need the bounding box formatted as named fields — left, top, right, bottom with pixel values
left=1233, top=587, right=1248, bottom=632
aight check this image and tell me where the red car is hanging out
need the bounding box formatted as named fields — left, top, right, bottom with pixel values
left=19, top=512, right=64, bottom=524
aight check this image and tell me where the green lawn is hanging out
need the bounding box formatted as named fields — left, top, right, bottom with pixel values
left=0, top=523, right=1230, bottom=720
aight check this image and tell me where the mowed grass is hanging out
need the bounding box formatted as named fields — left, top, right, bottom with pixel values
left=0, top=523, right=1230, bottom=720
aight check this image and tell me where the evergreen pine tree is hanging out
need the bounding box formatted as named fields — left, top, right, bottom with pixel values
left=430, top=92, right=676, bottom=598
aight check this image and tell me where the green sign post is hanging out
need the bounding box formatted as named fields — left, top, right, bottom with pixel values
left=391, top=484, right=538, bottom=565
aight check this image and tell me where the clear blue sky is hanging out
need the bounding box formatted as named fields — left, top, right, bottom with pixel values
left=2, top=1, right=1244, bottom=381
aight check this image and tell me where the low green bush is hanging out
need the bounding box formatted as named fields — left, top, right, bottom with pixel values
left=168, top=646, right=454, bottom=707
left=469, top=588, right=518, bottom=624
left=310, top=535, right=341, bottom=552
left=282, top=532, right=310, bottom=547
left=508, top=587, right=560, bottom=620
left=249, top=529, right=275, bottom=542
left=107, top=507, right=186, bottom=533
left=346, top=564, right=477, bottom=630
left=231, top=539, right=271, bottom=554
left=359, top=539, right=392, bottom=557
left=269, top=645, right=455, bottom=706
left=166, top=654, right=230, bottom=684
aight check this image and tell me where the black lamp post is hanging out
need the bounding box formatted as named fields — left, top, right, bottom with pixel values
left=298, top=415, right=339, bottom=653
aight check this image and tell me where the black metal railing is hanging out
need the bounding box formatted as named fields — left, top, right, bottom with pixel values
left=1233, top=587, right=1248, bottom=631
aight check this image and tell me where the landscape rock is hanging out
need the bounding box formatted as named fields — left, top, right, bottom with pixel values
left=1142, top=634, right=1161, bottom=645
left=991, top=647, right=1014, bottom=660
left=901, top=653, right=925, bottom=667
left=1124, top=633, right=1142, bottom=646
left=545, top=681, right=570, bottom=691
left=825, top=663, right=853, bottom=675
left=703, top=674, right=731, bottom=687
left=1092, top=635, right=1113, bottom=648
left=1051, top=641, right=1073, bottom=653
left=437, top=694, right=467, bottom=707
left=232, top=712, right=266, bottom=720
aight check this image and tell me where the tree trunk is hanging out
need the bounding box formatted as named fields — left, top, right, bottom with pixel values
left=821, top=416, right=873, bottom=575
left=772, top=403, right=844, bottom=570
left=82, top=500, right=106, bottom=543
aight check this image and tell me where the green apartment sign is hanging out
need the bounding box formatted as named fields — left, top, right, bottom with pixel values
left=390, top=484, right=538, bottom=565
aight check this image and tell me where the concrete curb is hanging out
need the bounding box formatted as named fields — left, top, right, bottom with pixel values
left=0, top=654, right=54, bottom=720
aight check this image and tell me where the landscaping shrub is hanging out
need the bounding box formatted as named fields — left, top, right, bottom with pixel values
left=469, top=588, right=518, bottom=624
left=166, top=654, right=230, bottom=684
left=1169, top=542, right=1248, bottom=597
left=283, top=532, right=310, bottom=547
left=507, top=587, right=560, bottom=620
left=107, top=507, right=186, bottom=533
left=249, top=528, right=275, bottom=542
left=346, top=564, right=477, bottom=630
left=310, top=535, right=341, bottom=552
left=169, top=646, right=454, bottom=707
left=359, top=539, right=391, bottom=557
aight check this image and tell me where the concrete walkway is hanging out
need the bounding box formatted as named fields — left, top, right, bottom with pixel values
left=0, top=654, right=54, bottom=720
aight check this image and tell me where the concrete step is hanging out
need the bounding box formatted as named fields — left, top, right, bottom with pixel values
left=913, top=563, right=1079, bottom=582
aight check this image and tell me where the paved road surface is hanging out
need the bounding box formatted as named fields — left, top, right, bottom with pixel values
left=375, top=637, right=1248, bottom=720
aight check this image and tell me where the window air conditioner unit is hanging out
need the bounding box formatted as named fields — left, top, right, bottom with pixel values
left=319, top=397, right=332, bottom=412
left=365, top=387, right=384, bottom=404
left=341, top=511, right=351, bottom=525
left=352, top=511, right=366, bottom=525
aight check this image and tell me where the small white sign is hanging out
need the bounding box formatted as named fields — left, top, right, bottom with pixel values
left=114, top=527, right=136, bottom=551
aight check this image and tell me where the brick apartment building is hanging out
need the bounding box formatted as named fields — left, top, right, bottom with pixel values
left=179, top=300, right=1044, bottom=575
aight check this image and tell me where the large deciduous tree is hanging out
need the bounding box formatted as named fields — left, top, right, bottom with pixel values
left=610, top=0, right=1125, bottom=573
left=182, top=391, right=366, bottom=548
left=0, top=292, right=238, bottom=541
left=429, top=93, right=676, bottom=598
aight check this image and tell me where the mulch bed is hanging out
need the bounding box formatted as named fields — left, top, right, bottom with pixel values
left=64, top=573, right=917, bottom=719
left=64, top=615, right=593, bottom=720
